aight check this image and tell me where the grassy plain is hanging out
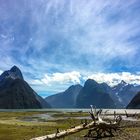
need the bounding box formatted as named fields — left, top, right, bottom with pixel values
left=0, top=111, right=140, bottom=140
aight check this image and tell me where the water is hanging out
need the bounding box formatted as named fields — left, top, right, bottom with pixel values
left=1, top=108, right=139, bottom=122
left=0, top=108, right=140, bottom=114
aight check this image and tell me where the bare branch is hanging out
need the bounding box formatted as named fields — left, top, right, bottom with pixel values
left=30, top=106, right=122, bottom=140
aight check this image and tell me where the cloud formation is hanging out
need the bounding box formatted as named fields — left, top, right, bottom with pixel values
left=29, top=71, right=140, bottom=96
left=0, top=70, right=3, bottom=75
left=29, top=71, right=81, bottom=95
left=0, top=0, right=140, bottom=96
left=86, top=72, right=140, bottom=86
left=31, top=72, right=140, bottom=87
left=30, top=71, right=81, bottom=85
left=42, top=71, right=81, bottom=85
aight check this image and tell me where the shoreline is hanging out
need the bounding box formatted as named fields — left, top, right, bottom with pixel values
left=0, top=110, right=140, bottom=140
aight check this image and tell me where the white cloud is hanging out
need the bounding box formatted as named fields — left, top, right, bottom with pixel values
left=0, top=70, right=3, bottom=75
left=29, top=71, right=81, bottom=85
left=30, top=71, right=140, bottom=88
left=0, top=0, right=140, bottom=96
left=0, top=0, right=139, bottom=75
left=28, top=71, right=81, bottom=95
left=28, top=71, right=140, bottom=90
left=29, top=79, right=44, bottom=85
left=41, top=71, right=81, bottom=85
left=28, top=71, right=140, bottom=95
left=86, top=72, right=140, bottom=86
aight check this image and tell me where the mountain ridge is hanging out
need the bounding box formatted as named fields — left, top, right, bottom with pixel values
left=0, top=66, right=51, bottom=109
left=76, top=79, right=116, bottom=108
left=45, top=84, right=82, bottom=108
left=127, top=91, right=140, bottom=109
left=46, top=79, right=140, bottom=108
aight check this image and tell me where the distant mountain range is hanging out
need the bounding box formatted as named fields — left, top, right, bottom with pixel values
left=0, top=66, right=51, bottom=109
left=111, top=80, right=140, bottom=108
left=76, top=79, right=116, bottom=108
left=45, top=84, right=82, bottom=108
left=46, top=79, right=140, bottom=109
left=1, top=66, right=140, bottom=109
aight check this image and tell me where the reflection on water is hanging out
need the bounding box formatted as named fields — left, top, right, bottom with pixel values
left=0, top=108, right=140, bottom=122
left=33, top=114, right=139, bottom=122
left=0, top=108, right=140, bottom=114
left=7, top=108, right=138, bottom=122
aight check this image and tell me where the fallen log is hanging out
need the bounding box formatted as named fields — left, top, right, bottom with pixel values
left=30, top=106, right=122, bottom=140
left=30, top=121, right=95, bottom=140
left=125, top=110, right=138, bottom=118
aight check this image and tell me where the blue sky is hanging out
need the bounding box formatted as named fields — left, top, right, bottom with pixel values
left=0, top=0, right=140, bottom=97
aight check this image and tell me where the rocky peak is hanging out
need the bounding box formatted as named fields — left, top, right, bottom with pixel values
left=10, top=65, right=20, bottom=72
left=10, top=65, right=23, bottom=79
left=112, top=80, right=127, bottom=91
left=66, top=84, right=82, bottom=93
left=120, top=80, right=127, bottom=85
left=84, top=79, right=98, bottom=87
left=0, top=66, right=23, bottom=81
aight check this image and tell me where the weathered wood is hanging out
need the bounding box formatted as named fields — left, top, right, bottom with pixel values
left=30, top=121, right=95, bottom=140
left=30, top=120, right=121, bottom=140
left=30, top=106, right=122, bottom=140
left=125, top=110, right=138, bottom=118
left=85, top=110, right=121, bottom=138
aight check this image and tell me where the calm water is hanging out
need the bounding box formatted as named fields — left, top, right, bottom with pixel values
left=0, top=108, right=140, bottom=114
left=0, top=108, right=139, bottom=122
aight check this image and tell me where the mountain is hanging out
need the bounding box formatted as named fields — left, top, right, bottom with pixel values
left=45, top=84, right=82, bottom=108
left=76, top=79, right=116, bottom=108
left=111, top=80, right=139, bottom=108
left=127, top=92, right=140, bottom=109
left=0, top=66, right=51, bottom=109
left=34, top=92, right=51, bottom=108
left=0, top=66, right=23, bottom=81
left=46, top=78, right=139, bottom=109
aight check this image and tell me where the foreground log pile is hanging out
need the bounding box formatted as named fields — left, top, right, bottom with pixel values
left=30, top=106, right=122, bottom=140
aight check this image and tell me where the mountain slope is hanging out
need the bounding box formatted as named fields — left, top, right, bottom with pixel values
left=127, top=91, right=140, bottom=109
left=111, top=81, right=139, bottom=108
left=34, top=92, right=51, bottom=108
left=45, top=84, right=82, bottom=108
left=76, top=79, right=116, bottom=108
left=0, top=66, right=23, bottom=81
left=0, top=66, right=51, bottom=109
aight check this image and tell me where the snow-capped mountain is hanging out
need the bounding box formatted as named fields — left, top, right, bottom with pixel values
left=111, top=80, right=140, bottom=108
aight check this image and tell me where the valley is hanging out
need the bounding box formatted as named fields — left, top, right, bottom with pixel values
left=0, top=109, right=140, bottom=140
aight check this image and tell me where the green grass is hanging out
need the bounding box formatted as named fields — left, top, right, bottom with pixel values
left=0, top=111, right=89, bottom=140
left=52, top=112, right=89, bottom=118
left=0, top=111, right=140, bottom=140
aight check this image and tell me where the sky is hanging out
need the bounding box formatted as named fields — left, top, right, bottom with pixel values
left=0, top=0, right=140, bottom=97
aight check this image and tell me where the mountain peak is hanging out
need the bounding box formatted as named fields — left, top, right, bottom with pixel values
left=85, top=79, right=98, bottom=85
left=65, top=84, right=82, bottom=94
left=10, top=65, right=20, bottom=72
left=120, top=80, right=127, bottom=85
left=0, top=66, right=23, bottom=81
left=45, top=84, right=82, bottom=108
left=10, top=65, right=23, bottom=80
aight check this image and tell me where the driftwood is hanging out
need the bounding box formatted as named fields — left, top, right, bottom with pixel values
left=85, top=106, right=122, bottom=138
left=125, top=110, right=138, bottom=118
left=31, top=121, right=95, bottom=140
left=30, top=105, right=122, bottom=140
